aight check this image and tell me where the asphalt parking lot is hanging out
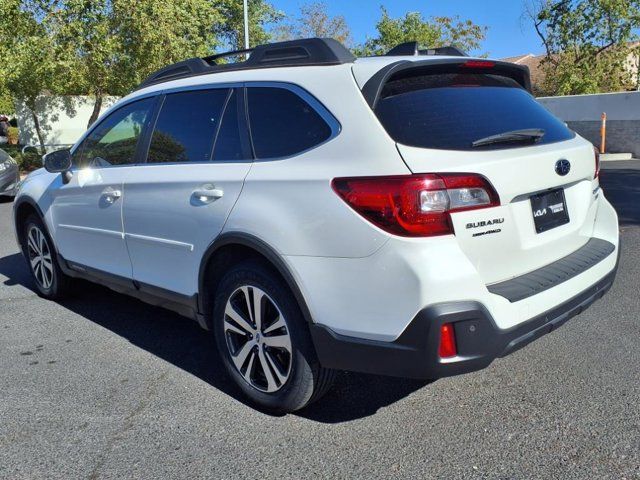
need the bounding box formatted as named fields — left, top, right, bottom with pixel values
left=1, top=163, right=639, bottom=479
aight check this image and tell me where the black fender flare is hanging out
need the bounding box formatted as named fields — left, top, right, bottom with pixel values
left=197, top=232, right=315, bottom=325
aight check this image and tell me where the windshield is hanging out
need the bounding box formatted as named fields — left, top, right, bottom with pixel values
left=374, top=72, right=575, bottom=151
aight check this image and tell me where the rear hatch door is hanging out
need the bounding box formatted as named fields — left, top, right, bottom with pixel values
left=368, top=59, right=599, bottom=284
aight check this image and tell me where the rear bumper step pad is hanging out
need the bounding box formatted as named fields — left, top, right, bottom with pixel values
left=487, top=238, right=616, bottom=303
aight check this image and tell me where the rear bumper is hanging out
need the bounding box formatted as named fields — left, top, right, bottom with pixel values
left=310, top=249, right=619, bottom=379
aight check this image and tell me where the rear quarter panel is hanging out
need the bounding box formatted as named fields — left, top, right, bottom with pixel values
left=223, top=65, right=408, bottom=258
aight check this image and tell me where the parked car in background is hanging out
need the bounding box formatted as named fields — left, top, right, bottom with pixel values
left=0, top=115, right=10, bottom=144
left=12, top=38, right=619, bottom=412
left=0, top=148, right=19, bottom=198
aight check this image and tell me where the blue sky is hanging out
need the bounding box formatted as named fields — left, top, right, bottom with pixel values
left=269, top=0, right=543, bottom=58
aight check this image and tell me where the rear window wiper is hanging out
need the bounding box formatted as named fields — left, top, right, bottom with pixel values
left=471, top=128, right=545, bottom=148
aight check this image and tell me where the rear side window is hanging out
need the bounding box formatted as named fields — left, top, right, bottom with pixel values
left=247, top=87, right=332, bottom=159
left=375, top=72, right=574, bottom=151
left=147, top=89, right=228, bottom=164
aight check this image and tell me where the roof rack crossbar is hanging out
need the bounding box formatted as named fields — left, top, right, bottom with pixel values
left=386, top=42, right=468, bottom=57
left=138, top=38, right=356, bottom=90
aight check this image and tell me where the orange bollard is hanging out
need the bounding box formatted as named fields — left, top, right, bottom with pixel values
left=600, top=112, right=607, bottom=154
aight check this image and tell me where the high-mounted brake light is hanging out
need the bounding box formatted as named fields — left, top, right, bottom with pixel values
left=593, top=145, right=601, bottom=179
left=438, top=323, right=457, bottom=358
left=461, top=60, right=495, bottom=69
left=331, top=173, right=500, bottom=237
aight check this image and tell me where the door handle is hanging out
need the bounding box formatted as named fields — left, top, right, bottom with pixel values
left=102, top=188, right=122, bottom=204
left=192, top=184, right=224, bottom=203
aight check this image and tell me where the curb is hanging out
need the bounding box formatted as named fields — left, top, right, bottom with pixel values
left=600, top=153, right=634, bottom=161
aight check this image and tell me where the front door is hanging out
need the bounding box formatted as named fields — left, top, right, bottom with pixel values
left=51, top=97, right=155, bottom=279
left=123, top=87, right=253, bottom=296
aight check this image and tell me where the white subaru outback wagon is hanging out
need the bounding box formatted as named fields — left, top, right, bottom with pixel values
left=13, top=39, right=619, bottom=412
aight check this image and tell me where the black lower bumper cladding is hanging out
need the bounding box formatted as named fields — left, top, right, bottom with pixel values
left=310, top=253, right=619, bottom=380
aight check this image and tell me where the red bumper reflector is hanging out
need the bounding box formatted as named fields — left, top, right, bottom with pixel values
left=439, top=323, right=457, bottom=358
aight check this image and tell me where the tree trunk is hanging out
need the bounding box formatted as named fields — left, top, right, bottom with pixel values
left=87, top=95, right=103, bottom=129
left=30, top=109, right=46, bottom=155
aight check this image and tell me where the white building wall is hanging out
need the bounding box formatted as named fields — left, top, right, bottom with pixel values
left=15, top=96, right=119, bottom=149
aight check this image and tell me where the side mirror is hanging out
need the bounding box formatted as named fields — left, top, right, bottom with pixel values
left=43, top=149, right=72, bottom=174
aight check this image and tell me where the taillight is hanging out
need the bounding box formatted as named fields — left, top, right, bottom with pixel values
left=593, top=145, right=600, bottom=179
left=438, top=323, right=457, bottom=358
left=332, top=173, right=500, bottom=237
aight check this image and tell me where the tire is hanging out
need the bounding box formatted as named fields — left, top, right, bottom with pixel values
left=22, top=214, right=71, bottom=299
left=213, top=259, right=335, bottom=413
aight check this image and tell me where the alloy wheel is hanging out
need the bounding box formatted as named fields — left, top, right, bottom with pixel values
left=26, top=226, right=54, bottom=290
left=223, top=286, right=292, bottom=393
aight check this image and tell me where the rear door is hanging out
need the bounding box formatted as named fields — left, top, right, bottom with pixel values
left=122, top=87, right=252, bottom=297
left=370, top=62, right=600, bottom=284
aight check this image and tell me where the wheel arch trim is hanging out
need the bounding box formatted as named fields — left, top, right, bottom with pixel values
left=198, top=232, right=315, bottom=326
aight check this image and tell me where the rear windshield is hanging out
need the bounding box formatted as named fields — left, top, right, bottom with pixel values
left=374, top=72, right=574, bottom=151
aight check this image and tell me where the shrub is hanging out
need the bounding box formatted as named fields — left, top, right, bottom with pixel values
left=0, top=144, right=42, bottom=172
left=15, top=151, right=42, bottom=172
left=7, top=126, right=19, bottom=145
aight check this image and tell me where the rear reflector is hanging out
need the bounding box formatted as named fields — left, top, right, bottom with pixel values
left=438, top=323, right=457, bottom=358
left=332, top=173, right=499, bottom=237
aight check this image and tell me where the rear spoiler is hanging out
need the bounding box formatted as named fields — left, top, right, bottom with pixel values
left=361, top=59, right=532, bottom=109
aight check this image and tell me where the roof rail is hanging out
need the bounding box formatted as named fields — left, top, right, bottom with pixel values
left=386, top=42, right=468, bottom=57
left=138, top=38, right=356, bottom=90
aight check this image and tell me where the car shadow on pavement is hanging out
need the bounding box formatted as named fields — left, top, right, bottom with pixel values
left=0, top=252, right=427, bottom=422
left=296, top=374, right=429, bottom=423
left=599, top=167, right=640, bottom=226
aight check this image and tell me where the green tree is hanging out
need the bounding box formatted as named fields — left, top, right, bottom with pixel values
left=357, top=7, right=487, bottom=56
left=48, top=0, right=122, bottom=128
left=274, top=2, right=352, bottom=45
left=51, top=0, right=226, bottom=127
left=4, top=0, right=281, bottom=134
left=59, top=0, right=281, bottom=124
left=0, top=78, right=14, bottom=115
left=0, top=0, right=60, bottom=150
left=528, top=0, right=640, bottom=95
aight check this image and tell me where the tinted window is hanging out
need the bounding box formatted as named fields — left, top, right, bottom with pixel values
left=147, top=89, right=228, bottom=164
left=247, top=87, right=332, bottom=159
left=375, top=72, right=574, bottom=151
left=213, top=90, right=249, bottom=161
left=75, top=98, right=153, bottom=168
